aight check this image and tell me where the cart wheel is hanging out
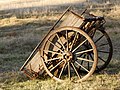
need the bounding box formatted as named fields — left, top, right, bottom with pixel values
left=93, top=30, right=113, bottom=72
left=81, top=29, right=113, bottom=73
left=41, top=26, right=98, bottom=82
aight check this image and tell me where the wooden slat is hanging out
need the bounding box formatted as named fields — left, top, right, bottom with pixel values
left=74, top=18, right=84, bottom=27
left=59, top=11, right=84, bottom=28
left=25, top=51, right=43, bottom=73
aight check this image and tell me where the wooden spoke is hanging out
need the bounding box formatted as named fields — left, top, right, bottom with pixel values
left=77, top=57, right=94, bottom=62
left=75, top=61, right=90, bottom=73
left=76, top=49, right=93, bottom=54
left=88, top=61, right=90, bottom=71
left=90, top=52, right=106, bottom=63
left=66, top=30, right=69, bottom=51
left=44, top=57, right=62, bottom=62
left=98, top=56, right=106, bottom=62
left=58, top=61, right=66, bottom=78
left=72, top=39, right=87, bottom=53
left=44, top=51, right=50, bottom=57
left=98, top=50, right=110, bottom=53
left=68, top=62, right=70, bottom=79
left=71, top=63, right=81, bottom=79
left=87, top=54, right=90, bottom=70
left=96, top=66, right=100, bottom=71
left=95, top=35, right=104, bottom=43
left=89, top=53, right=101, bottom=71
left=78, top=54, right=86, bottom=70
left=70, top=32, right=78, bottom=51
left=50, top=60, right=64, bottom=72
left=56, top=33, right=66, bottom=50
left=98, top=43, right=109, bottom=47
left=89, top=53, right=94, bottom=61
left=48, top=39, right=63, bottom=53
left=79, top=60, right=84, bottom=70
left=44, top=50, right=62, bottom=55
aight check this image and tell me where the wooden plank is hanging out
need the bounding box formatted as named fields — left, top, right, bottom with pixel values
left=59, top=12, right=73, bottom=27
left=25, top=51, right=43, bottom=73
left=73, top=18, right=84, bottom=27
left=59, top=11, right=84, bottom=28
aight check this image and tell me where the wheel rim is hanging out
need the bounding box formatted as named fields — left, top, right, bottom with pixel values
left=41, top=27, right=98, bottom=82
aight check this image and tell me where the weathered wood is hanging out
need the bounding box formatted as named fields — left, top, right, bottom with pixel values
left=25, top=51, right=43, bottom=73
left=60, top=11, right=84, bottom=28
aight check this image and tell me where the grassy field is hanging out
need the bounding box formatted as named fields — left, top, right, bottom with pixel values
left=0, top=1, right=120, bottom=90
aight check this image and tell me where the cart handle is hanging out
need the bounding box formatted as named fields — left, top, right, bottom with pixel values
left=81, top=8, right=87, bottom=15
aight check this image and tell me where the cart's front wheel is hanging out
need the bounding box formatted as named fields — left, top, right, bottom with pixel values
left=41, top=27, right=98, bottom=82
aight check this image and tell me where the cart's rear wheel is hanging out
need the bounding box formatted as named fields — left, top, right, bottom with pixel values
left=80, top=30, right=113, bottom=73
left=41, top=27, right=98, bottom=82
left=93, top=30, right=113, bottom=72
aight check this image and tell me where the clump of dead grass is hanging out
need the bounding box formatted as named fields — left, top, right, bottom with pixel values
left=0, top=74, right=120, bottom=90
left=106, top=5, right=120, bottom=19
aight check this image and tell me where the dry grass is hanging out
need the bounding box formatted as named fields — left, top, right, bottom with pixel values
left=107, top=5, right=120, bottom=19
left=0, top=14, right=120, bottom=90
left=0, top=0, right=120, bottom=20
left=0, top=0, right=85, bottom=10
left=0, top=73, right=120, bottom=90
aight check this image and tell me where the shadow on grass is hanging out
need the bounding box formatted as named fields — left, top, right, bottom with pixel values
left=0, top=13, right=56, bottom=84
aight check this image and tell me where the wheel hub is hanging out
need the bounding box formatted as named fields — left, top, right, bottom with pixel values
left=63, top=51, right=73, bottom=62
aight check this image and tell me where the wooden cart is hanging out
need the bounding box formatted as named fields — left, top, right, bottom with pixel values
left=20, top=6, right=113, bottom=82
